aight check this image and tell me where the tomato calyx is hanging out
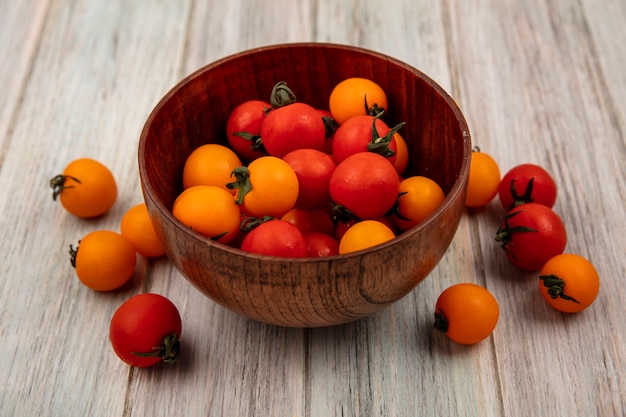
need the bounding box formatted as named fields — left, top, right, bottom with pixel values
left=50, top=174, right=81, bottom=200
left=269, top=81, right=297, bottom=109
left=433, top=309, right=449, bottom=333
left=494, top=210, right=537, bottom=255
left=507, top=178, right=535, bottom=210
left=364, top=94, right=385, bottom=118
left=232, top=131, right=266, bottom=152
left=322, top=115, right=340, bottom=139
left=388, top=191, right=411, bottom=221
left=131, top=333, right=181, bottom=365
left=332, top=203, right=360, bottom=223
left=226, top=166, right=252, bottom=204
left=538, top=274, right=581, bottom=304
left=68, top=242, right=81, bottom=268
left=240, top=215, right=274, bottom=232
left=366, top=113, right=404, bottom=158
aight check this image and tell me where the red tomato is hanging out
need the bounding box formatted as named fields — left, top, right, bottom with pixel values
left=498, top=163, right=557, bottom=210
left=240, top=219, right=308, bottom=258
left=303, top=232, right=339, bottom=257
left=329, top=152, right=400, bottom=220
left=226, top=100, right=270, bottom=161
left=109, top=293, right=182, bottom=368
left=282, top=148, right=337, bottom=210
left=495, top=203, right=567, bottom=271
left=331, top=115, right=400, bottom=164
left=260, top=102, right=326, bottom=158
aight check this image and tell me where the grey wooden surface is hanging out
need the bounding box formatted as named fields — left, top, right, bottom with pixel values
left=1, top=0, right=624, bottom=416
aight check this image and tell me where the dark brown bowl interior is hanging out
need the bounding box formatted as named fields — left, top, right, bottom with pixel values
left=139, top=43, right=471, bottom=327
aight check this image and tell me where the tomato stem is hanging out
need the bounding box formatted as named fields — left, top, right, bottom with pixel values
left=433, top=309, right=449, bottom=333
left=494, top=209, right=537, bottom=256
left=539, top=274, right=581, bottom=304
left=131, top=333, right=181, bottom=365
left=270, top=81, right=297, bottom=108
left=68, top=242, right=80, bottom=268
left=363, top=94, right=385, bottom=117
left=321, top=115, right=339, bottom=139
left=226, top=166, right=252, bottom=205
left=232, top=131, right=266, bottom=152
left=507, top=177, right=536, bottom=210
left=388, top=192, right=411, bottom=221
left=50, top=175, right=81, bottom=200
left=367, top=113, right=404, bottom=158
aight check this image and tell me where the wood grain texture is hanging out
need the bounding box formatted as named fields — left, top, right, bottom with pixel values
left=0, top=0, right=624, bottom=416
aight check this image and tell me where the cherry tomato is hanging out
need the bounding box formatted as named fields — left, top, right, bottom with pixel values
left=172, top=185, right=241, bottom=244
left=392, top=176, right=445, bottom=231
left=495, top=203, right=567, bottom=272
left=120, top=203, right=166, bottom=258
left=392, top=132, right=409, bottom=175
left=465, top=149, right=501, bottom=207
left=538, top=254, right=600, bottom=313
left=331, top=114, right=400, bottom=165
left=338, top=220, right=396, bottom=254
left=50, top=158, right=117, bottom=218
left=303, top=231, right=339, bottom=257
left=182, top=144, right=242, bottom=192
left=328, top=77, right=388, bottom=124
left=70, top=230, right=136, bottom=291
left=226, top=99, right=270, bottom=161
left=329, top=152, right=400, bottom=220
left=498, top=163, right=557, bottom=210
left=281, top=208, right=335, bottom=236
left=109, top=293, right=182, bottom=368
left=434, top=283, right=499, bottom=345
left=227, top=156, right=299, bottom=218
left=282, top=148, right=336, bottom=210
left=261, top=102, right=326, bottom=157
left=241, top=219, right=307, bottom=257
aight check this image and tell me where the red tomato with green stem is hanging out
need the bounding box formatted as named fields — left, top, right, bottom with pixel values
left=495, top=203, right=567, bottom=272
left=282, top=148, right=336, bottom=211
left=331, top=114, right=403, bottom=165
left=498, top=163, right=557, bottom=210
left=109, top=293, right=182, bottom=368
left=226, top=100, right=271, bottom=161
left=260, top=82, right=326, bottom=157
left=329, top=152, right=400, bottom=220
left=241, top=219, right=308, bottom=258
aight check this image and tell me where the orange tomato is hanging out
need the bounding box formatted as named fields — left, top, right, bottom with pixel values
left=50, top=158, right=117, bottom=218
left=338, top=220, right=395, bottom=254
left=71, top=230, right=136, bottom=291
left=227, top=156, right=299, bottom=218
left=434, top=283, right=499, bottom=345
left=182, top=143, right=242, bottom=192
left=329, top=77, right=388, bottom=124
left=392, top=132, right=409, bottom=175
left=172, top=185, right=241, bottom=244
left=392, top=176, right=445, bottom=231
left=120, top=203, right=166, bottom=258
left=465, top=150, right=501, bottom=207
left=538, top=254, right=600, bottom=313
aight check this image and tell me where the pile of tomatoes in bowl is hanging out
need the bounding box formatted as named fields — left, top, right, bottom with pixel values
left=170, top=77, right=446, bottom=259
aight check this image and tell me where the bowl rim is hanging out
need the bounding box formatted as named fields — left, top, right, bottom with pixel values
left=139, top=42, right=472, bottom=264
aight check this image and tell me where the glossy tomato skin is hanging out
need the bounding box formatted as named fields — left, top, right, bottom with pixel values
left=331, top=115, right=397, bottom=165
left=303, top=231, right=339, bottom=257
left=495, top=203, right=567, bottom=272
left=329, top=152, right=400, bottom=220
left=282, top=148, right=337, bottom=210
left=226, top=100, right=270, bottom=162
left=109, top=293, right=182, bottom=368
left=498, top=163, right=557, bottom=210
left=260, top=102, right=326, bottom=158
left=241, top=219, right=308, bottom=258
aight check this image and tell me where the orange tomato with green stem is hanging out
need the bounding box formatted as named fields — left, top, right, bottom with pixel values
left=329, top=77, right=388, bottom=124
left=50, top=158, right=117, bottom=218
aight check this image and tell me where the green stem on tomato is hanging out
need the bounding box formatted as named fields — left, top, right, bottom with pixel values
left=539, top=274, right=580, bottom=304
left=226, top=166, right=253, bottom=205
left=132, top=333, right=180, bottom=365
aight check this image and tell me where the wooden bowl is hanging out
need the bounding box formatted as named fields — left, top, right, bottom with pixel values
left=138, top=43, right=471, bottom=327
